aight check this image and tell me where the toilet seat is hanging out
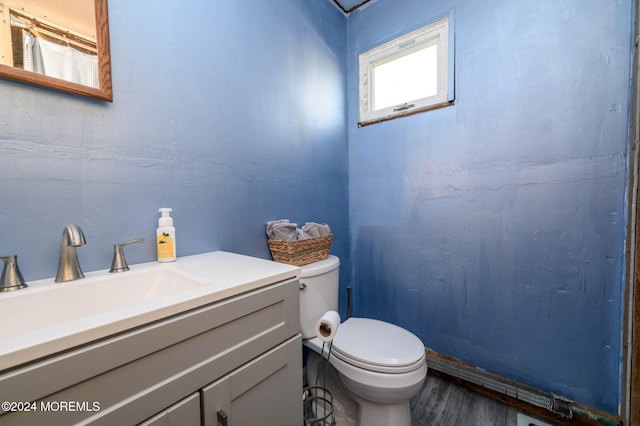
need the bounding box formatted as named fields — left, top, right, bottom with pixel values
left=331, top=318, right=426, bottom=374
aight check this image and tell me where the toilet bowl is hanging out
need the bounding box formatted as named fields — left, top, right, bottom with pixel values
left=298, top=256, right=428, bottom=426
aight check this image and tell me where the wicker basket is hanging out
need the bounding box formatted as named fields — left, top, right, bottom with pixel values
left=268, top=234, right=332, bottom=266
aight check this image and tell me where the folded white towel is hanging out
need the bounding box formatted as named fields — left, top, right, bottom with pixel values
left=266, top=219, right=298, bottom=242
left=267, top=220, right=331, bottom=241
left=300, top=222, right=331, bottom=239
left=317, top=223, right=331, bottom=236
left=301, top=222, right=320, bottom=238
left=266, top=219, right=287, bottom=238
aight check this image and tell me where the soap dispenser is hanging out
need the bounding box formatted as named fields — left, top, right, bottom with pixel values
left=157, top=208, right=176, bottom=262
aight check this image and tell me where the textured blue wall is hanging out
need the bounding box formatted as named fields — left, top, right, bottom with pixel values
left=1, top=0, right=635, bottom=415
left=0, top=1, right=349, bottom=284
left=347, top=0, right=633, bottom=414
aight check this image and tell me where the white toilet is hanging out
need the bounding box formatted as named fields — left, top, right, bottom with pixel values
left=299, top=255, right=427, bottom=426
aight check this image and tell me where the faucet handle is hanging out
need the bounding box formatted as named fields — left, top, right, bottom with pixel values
left=109, top=239, right=145, bottom=273
left=0, top=255, right=28, bottom=292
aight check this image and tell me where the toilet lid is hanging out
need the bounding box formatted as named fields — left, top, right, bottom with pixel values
left=331, top=318, right=425, bottom=371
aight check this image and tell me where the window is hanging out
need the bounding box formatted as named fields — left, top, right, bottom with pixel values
left=358, top=15, right=453, bottom=126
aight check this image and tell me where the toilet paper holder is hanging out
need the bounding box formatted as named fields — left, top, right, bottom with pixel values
left=303, top=385, right=335, bottom=426
left=315, top=311, right=340, bottom=342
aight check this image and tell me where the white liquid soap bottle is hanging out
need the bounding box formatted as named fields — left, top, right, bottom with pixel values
left=157, top=208, right=176, bottom=262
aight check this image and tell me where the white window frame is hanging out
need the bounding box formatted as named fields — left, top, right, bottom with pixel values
left=359, top=15, right=453, bottom=126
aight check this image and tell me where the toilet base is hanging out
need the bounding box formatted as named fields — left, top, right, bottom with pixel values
left=305, top=349, right=414, bottom=426
left=355, top=398, right=411, bottom=426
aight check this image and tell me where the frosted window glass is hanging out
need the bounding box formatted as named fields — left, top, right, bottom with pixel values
left=373, top=45, right=438, bottom=111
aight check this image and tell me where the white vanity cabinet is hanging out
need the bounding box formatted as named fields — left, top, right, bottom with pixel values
left=201, top=335, right=301, bottom=426
left=0, top=275, right=302, bottom=426
left=139, top=393, right=201, bottom=426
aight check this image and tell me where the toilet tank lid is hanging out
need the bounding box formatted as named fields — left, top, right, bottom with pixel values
left=299, top=255, right=340, bottom=278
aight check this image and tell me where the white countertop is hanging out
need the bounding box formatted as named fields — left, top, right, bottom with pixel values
left=0, top=251, right=300, bottom=371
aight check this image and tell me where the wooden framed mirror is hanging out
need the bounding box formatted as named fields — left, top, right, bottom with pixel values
left=0, top=0, right=112, bottom=102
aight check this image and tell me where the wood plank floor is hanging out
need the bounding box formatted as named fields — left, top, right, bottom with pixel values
left=410, top=373, right=522, bottom=426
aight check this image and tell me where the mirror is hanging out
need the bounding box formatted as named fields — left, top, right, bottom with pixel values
left=0, top=0, right=112, bottom=101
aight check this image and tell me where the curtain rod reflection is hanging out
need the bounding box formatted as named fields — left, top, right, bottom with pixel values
left=9, top=8, right=97, bottom=53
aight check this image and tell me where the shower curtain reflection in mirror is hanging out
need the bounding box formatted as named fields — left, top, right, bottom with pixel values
left=10, top=11, right=99, bottom=89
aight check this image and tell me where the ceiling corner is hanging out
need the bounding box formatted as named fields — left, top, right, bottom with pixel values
left=331, top=0, right=372, bottom=15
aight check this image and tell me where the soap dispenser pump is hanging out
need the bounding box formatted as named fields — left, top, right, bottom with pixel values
left=157, top=208, right=176, bottom=262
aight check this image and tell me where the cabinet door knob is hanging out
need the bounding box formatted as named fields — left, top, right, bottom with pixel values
left=217, top=409, right=228, bottom=426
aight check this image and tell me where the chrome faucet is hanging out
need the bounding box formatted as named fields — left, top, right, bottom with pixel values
left=0, top=255, right=28, bottom=292
left=110, top=238, right=144, bottom=273
left=55, top=224, right=87, bottom=283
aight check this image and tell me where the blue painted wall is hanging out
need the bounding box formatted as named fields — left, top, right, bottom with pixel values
left=0, top=0, right=349, bottom=284
left=1, top=0, right=635, bottom=416
left=347, top=0, right=634, bottom=414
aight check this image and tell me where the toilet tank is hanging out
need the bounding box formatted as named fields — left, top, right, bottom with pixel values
left=299, top=255, right=340, bottom=339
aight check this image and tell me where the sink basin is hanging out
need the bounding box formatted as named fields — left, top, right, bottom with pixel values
left=0, top=251, right=300, bottom=372
left=1, top=268, right=205, bottom=340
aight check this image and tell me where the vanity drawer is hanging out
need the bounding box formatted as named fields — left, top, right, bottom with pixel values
left=0, top=277, right=300, bottom=425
